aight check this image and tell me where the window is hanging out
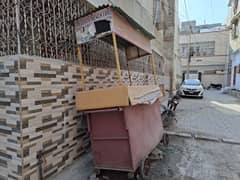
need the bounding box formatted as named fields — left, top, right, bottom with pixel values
left=204, top=70, right=216, bottom=75
left=180, top=41, right=215, bottom=57
left=195, top=46, right=200, bottom=56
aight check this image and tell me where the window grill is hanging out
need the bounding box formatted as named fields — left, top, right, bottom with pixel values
left=0, top=0, right=93, bottom=60
left=0, top=0, right=156, bottom=73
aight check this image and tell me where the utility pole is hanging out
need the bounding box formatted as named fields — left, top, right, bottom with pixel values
left=186, top=47, right=194, bottom=79
left=186, top=25, right=193, bottom=79
left=224, top=35, right=230, bottom=87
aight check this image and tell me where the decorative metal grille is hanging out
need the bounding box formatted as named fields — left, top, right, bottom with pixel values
left=0, top=0, right=18, bottom=56
left=0, top=0, right=93, bottom=61
left=0, top=0, right=158, bottom=73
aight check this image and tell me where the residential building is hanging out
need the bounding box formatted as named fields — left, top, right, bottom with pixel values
left=0, top=0, right=179, bottom=179
left=179, top=21, right=230, bottom=87
left=228, top=0, right=240, bottom=90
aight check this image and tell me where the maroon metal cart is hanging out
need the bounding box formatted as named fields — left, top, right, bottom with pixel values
left=74, top=6, right=165, bottom=178
left=86, top=100, right=163, bottom=173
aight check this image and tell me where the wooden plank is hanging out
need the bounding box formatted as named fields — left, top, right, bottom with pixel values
left=128, top=85, right=161, bottom=105
left=112, top=32, right=122, bottom=83
left=76, top=86, right=129, bottom=111
left=77, top=47, right=86, bottom=90
left=151, top=54, right=157, bottom=84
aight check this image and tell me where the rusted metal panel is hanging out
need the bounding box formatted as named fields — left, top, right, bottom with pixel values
left=124, top=100, right=163, bottom=170
left=74, top=7, right=152, bottom=54
left=75, top=7, right=113, bottom=44
left=89, top=110, right=133, bottom=171
left=88, top=100, right=163, bottom=172
left=112, top=9, right=152, bottom=54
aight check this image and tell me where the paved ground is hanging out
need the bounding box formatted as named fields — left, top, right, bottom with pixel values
left=175, top=90, right=240, bottom=140
left=149, top=90, right=240, bottom=180
left=150, top=136, right=240, bottom=180
left=50, top=153, right=94, bottom=180
left=51, top=90, right=240, bottom=180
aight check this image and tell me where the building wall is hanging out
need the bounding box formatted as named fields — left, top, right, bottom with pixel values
left=0, top=55, right=168, bottom=180
left=228, top=0, right=240, bottom=52
left=202, top=74, right=225, bottom=88
left=180, top=30, right=229, bottom=58
left=179, top=28, right=230, bottom=87
left=228, top=0, right=240, bottom=90
left=87, top=0, right=154, bottom=36
left=174, top=0, right=182, bottom=86
left=231, top=52, right=240, bottom=89
left=0, top=57, right=22, bottom=180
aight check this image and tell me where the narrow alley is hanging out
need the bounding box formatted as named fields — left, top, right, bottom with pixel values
left=0, top=1, right=239, bottom=180
left=51, top=90, right=240, bottom=180
left=150, top=90, right=240, bottom=180
left=176, top=90, right=240, bottom=140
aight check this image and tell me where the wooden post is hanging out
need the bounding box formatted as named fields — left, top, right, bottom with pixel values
left=125, top=49, right=132, bottom=85
left=112, top=32, right=122, bottom=82
left=77, top=47, right=86, bottom=90
left=126, top=61, right=132, bottom=86
left=151, top=54, right=157, bottom=84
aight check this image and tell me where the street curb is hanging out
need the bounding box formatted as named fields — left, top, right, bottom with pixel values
left=164, top=131, right=240, bottom=146
left=194, top=135, right=220, bottom=142
left=164, top=131, right=192, bottom=138
left=221, top=138, right=240, bottom=145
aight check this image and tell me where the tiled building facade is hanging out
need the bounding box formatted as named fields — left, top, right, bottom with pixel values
left=0, top=0, right=177, bottom=179
left=228, top=0, right=240, bottom=90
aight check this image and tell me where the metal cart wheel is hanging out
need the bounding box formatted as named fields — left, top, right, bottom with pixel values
left=127, top=172, right=135, bottom=179
left=162, top=134, right=169, bottom=146
left=139, top=157, right=150, bottom=180
left=95, top=169, right=101, bottom=176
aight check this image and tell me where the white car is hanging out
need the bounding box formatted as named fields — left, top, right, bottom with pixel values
left=178, top=79, right=204, bottom=98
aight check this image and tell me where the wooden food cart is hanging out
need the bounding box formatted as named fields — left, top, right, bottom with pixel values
left=74, top=6, right=164, bottom=178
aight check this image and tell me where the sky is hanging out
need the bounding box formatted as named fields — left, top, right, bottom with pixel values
left=179, top=0, right=229, bottom=25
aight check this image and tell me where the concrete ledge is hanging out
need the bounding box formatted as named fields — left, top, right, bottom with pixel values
left=164, top=131, right=192, bottom=138
left=164, top=131, right=240, bottom=146
left=221, top=138, right=240, bottom=145
left=194, top=135, right=220, bottom=142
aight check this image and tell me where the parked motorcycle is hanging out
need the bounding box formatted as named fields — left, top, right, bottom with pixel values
left=161, top=95, right=180, bottom=129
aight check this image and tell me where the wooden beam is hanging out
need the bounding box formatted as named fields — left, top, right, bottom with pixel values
left=77, top=47, right=86, bottom=90
left=112, top=32, right=122, bottom=82
left=151, top=54, right=157, bottom=84
left=125, top=49, right=132, bottom=86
